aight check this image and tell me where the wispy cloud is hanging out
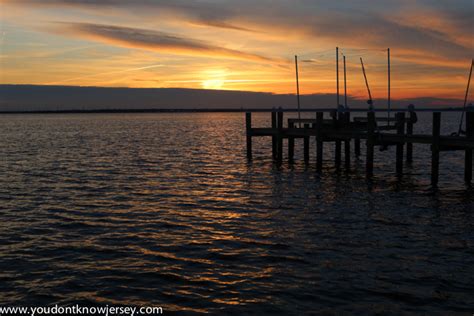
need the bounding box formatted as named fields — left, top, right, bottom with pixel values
left=187, top=20, right=259, bottom=33
left=5, top=0, right=472, bottom=61
left=1, top=0, right=472, bottom=98
left=44, top=63, right=165, bottom=85
left=51, top=22, right=278, bottom=63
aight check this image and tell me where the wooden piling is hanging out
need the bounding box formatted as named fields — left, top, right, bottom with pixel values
left=366, top=111, right=376, bottom=177
left=277, top=110, right=283, bottom=162
left=344, top=112, right=351, bottom=170
left=465, top=111, right=473, bottom=182
left=246, top=112, right=252, bottom=160
left=431, top=112, right=441, bottom=186
left=355, top=138, right=361, bottom=157
left=271, top=111, right=277, bottom=159
left=396, top=112, right=405, bottom=176
left=334, top=111, right=341, bottom=168
left=304, top=123, right=310, bottom=162
left=316, top=112, right=324, bottom=171
left=288, top=121, right=295, bottom=162
left=406, top=110, right=415, bottom=163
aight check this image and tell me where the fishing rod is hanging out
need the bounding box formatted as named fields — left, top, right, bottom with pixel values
left=456, top=59, right=473, bottom=135
left=295, top=55, right=301, bottom=126
left=387, top=48, right=391, bottom=126
left=336, top=47, right=340, bottom=109
left=343, top=54, right=347, bottom=110
left=360, top=57, right=373, bottom=110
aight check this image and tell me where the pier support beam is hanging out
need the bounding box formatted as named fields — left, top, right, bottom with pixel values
left=271, top=111, right=277, bottom=159
left=354, top=138, right=361, bottom=157
left=246, top=112, right=252, bottom=160
left=335, top=141, right=341, bottom=168
left=396, top=112, right=405, bottom=176
left=316, top=112, right=324, bottom=171
left=277, top=110, right=283, bottom=162
left=304, top=123, right=310, bottom=162
left=344, top=112, right=351, bottom=170
left=465, top=111, right=473, bottom=183
left=431, top=112, right=441, bottom=186
left=334, top=111, right=341, bottom=168
left=366, top=112, right=376, bottom=178
left=406, top=110, right=415, bottom=163
left=288, top=121, right=295, bottom=162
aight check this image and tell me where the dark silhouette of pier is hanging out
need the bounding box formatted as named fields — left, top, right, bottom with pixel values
left=245, top=107, right=474, bottom=186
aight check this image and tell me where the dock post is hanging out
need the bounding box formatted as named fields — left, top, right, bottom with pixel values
left=334, top=110, right=341, bottom=168
left=431, top=112, right=441, bottom=186
left=288, top=121, right=295, bottom=162
left=465, top=111, right=473, bottom=183
left=304, top=123, right=310, bottom=162
left=355, top=138, right=361, bottom=157
left=406, top=108, right=415, bottom=163
left=246, top=112, right=252, bottom=160
left=396, top=112, right=405, bottom=176
left=277, top=110, right=283, bottom=162
left=366, top=111, right=376, bottom=178
left=271, top=110, right=277, bottom=159
left=316, top=112, right=324, bottom=171
left=344, top=112, right=351, bottom=170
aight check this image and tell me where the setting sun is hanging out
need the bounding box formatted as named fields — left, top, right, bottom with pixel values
left=202, top=79, right=225, bottom=90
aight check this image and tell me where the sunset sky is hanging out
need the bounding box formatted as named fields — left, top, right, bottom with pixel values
left=0, top=0, right=472, bottom=101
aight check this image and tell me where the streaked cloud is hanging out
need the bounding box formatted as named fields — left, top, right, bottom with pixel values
left=44, top=63, right=165, bottom=85
left=6, top=0, right=470, bottom=62
left=0, top=0, right=472, bottom=100
left=51, top=22, right=277, bottom=63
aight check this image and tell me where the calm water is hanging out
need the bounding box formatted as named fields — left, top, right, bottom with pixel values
left=0, top=112, right=473, bottom=314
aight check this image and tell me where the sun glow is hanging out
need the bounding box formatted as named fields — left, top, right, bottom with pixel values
left=201, top=69, right=227, bottom=89
left=202, top=79, right=225, bottom=89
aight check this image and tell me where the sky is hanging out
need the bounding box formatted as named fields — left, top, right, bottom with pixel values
left=0, top=0, right=473, bottom=102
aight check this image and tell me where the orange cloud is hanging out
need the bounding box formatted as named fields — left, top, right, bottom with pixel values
left=1, top=0, right=472, bottom=101
left=50, top=22, right=282, bottom=63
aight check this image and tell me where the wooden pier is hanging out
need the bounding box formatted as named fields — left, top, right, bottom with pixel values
left=245, top=108, right=474, bottom=186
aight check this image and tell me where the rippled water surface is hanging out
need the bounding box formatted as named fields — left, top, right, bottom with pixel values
left=0, top=112, right=473, bottom=314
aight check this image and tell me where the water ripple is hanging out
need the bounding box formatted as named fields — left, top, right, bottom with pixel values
left=0, top=112, right=473, bottom=313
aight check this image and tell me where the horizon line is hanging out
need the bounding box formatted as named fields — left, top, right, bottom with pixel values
left=0, top=107, right=469, bottom=115
left=0, top=83, right=465, bottom=102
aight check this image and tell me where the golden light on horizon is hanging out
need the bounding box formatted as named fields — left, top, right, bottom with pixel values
left=202, top=79, right=225, bottom=90
left=0, top=0, right=472, bottom=102
left=201, top=69, right=227, bottom=90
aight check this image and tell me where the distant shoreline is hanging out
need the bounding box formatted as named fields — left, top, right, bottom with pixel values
left=1, top=85, right=466, bottom=113
left=0, top=107, right=468, bottom=114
